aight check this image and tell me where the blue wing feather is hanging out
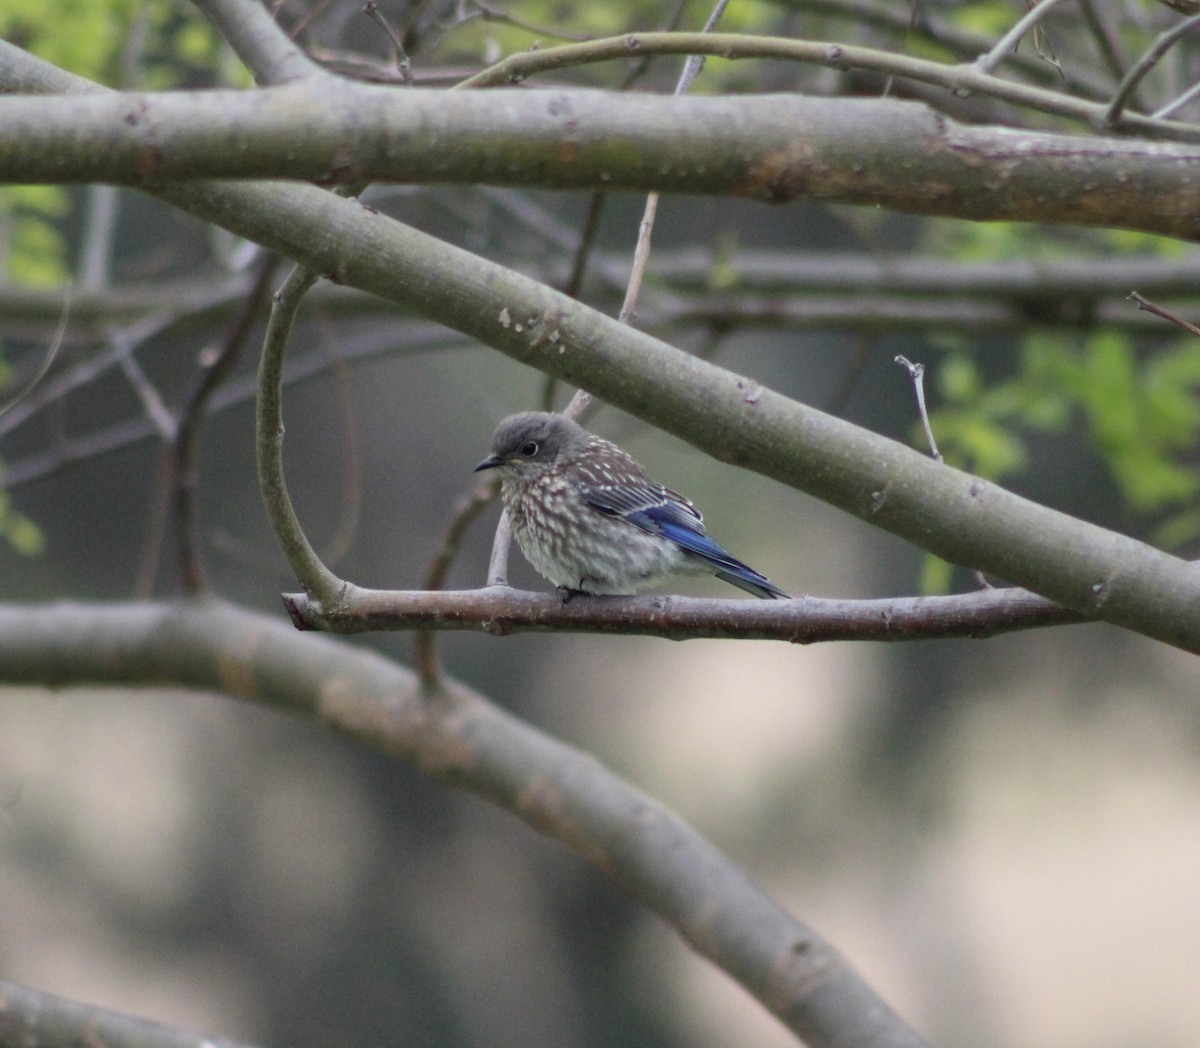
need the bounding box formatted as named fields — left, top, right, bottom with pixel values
left=626, top=505, right=790, bottom=600
left=577, top=457, right=789, bottom=599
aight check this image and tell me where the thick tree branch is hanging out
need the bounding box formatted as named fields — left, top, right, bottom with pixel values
left=282, top=584, right=1087, bottom=641
left=3, top=85, right=1200, bottom=238
left=0, top=598, right=932, bottom=1048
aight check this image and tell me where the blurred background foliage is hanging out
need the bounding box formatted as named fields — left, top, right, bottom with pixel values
left=3, top=1, right=1200, bottom=1047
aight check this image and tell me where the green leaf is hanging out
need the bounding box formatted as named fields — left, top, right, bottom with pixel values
left=4, top=511, right=44, bottom=557
left=919, top=553, right=955, bottom=596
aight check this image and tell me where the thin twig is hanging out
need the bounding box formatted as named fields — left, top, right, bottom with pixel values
left=618, top=195, right=660, bottom=327
left=363, top=0, right=413, bottom=83
left=894, top=354, right=941, bottom=462
left=1129, top=290, right=1200, bottom=337
left=114, top=331, right=176, bottom=440
left=973, top=0, right=1074, bottom=75
left=1078, top=0, right=1139, bottom=104
left=450, top=31, right=1200, bottom=141
left=0, top=289, right=70, bottom=420
left=778, top=0, right=1116, bottom=98
left=485, top=508, right=516, bottom=584
left=1152, top=78, right=1200, bottom=121
left=618, top=0, right=731, bottom=330
left=1106, top=12, right=1200, bottom=127
left=2, top=325, right=471, bottom=490
left=414, top=477, right=499, bottom=685
left=257, top=265, right=344, bottom=604
left=465, top=0, right=592, bottom=43
left=171, top=253, right=282, bottom=593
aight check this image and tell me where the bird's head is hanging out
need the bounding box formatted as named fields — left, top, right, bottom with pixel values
left=474, top=411, right=584, bottom=478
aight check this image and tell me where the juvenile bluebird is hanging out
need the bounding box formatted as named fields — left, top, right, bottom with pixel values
left=474, top=412, right=790, bottom=599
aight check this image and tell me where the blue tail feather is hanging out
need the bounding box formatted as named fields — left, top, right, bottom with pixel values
left=629, top=511, right=790, bottom=599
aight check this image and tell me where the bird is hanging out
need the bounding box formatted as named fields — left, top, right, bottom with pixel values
left=474, top=411, right=790, bottom=599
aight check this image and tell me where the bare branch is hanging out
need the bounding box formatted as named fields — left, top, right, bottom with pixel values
left=775, top=0, right=1115, bottom=98
left=7, top=85, right=1200, bottom=233
left=172, top=253, right=282, bottom=593
left=894, top=355, right=942, bottom=462
left=362, top=0, right=412, bottom=83
left=284, top=583, right=1087, bottom=642
left=1105, top=12, right=1200, bottom=126
left=1129, top=290, right=1200, bottom=337
left=973, top=0, right=1074, bottom=75
left=256, top=265, right=342, bottom=604
left=451, top=31, right=1200, bottom=139
left=0, top=290, right=69, bottom=420
left=1, top=324, right=467, bottom=490
left=0, top=596, right=935, bottom=1048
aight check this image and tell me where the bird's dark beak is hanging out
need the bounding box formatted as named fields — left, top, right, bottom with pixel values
left=473, top=454, right=505, bottom=473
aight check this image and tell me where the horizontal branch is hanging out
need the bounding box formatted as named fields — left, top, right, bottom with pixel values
left=649, top=250, right=1200, bottom=298
left=0, top=597, right=931, bottom=1048
left=283, top=584, right=1087, bottom=641
left=3, top=78, right=1200, bottom=238
left=5, top=252, right=1200, bottom=342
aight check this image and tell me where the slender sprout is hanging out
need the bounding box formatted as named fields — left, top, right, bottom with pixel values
left=114, top=332, right=176, bottom=440
left=363, top=0, right=412, bottom=83
left=257, top=265, right=344, bottom=605
left=171, top=253, right=282, bottom=593
left=452, top=31, right=1200, bottom=142
left=1152, top=77, right=1200, bottom=121
left=414, top=477, right=499, bottom=685
left=894, top=354, right=942, bottom=462
left=1078, top=0, right=1137, bottom=100
left=465, top=0, right=593, bottom=43
left=1106, top=12, right=1200, bottom=127
left=1129, top=290, right=1200, bottom=337
left=973, top=0, right=1074, bottom=75
left=0, top=290, right=70, bottom=421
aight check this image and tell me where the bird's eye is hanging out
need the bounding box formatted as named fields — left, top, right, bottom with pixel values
left=520, top=441, right=539, bottom=456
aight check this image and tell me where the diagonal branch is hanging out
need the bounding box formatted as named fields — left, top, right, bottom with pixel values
left=0, top=597, right=933, bottom=1048
left=0, top=975, right=258, bottom=1048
